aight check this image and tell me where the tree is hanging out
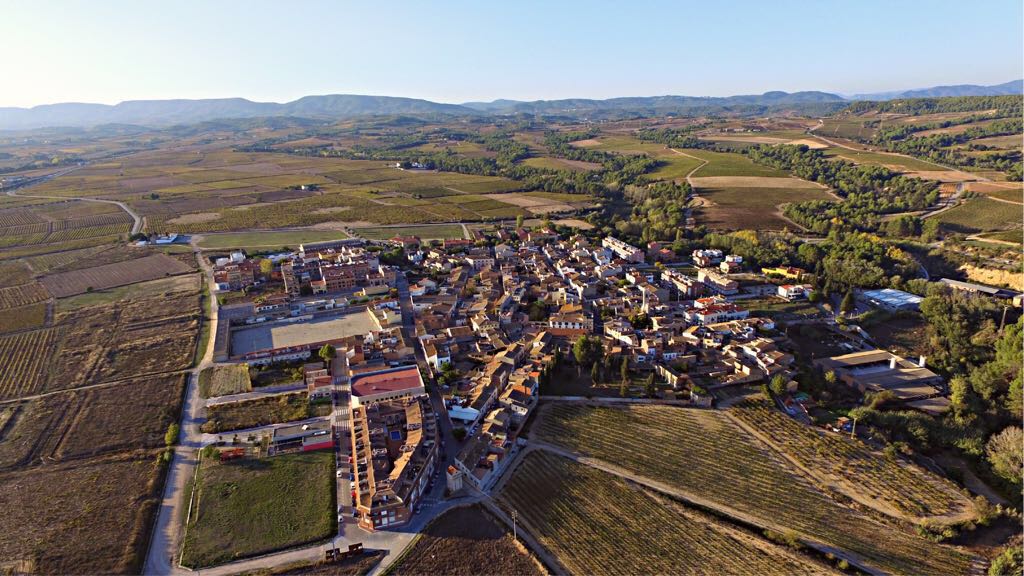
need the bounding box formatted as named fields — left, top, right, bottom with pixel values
left=769, top=374, right=788, bottom=397
left=572, top=335, right=604, bottom=369
left=164, top=423, right=180, bottom=447
left=645, top=373, right=656, bottom=397
left=840, top=290, right=855, bottom=315
left=986, top=426, right=1023, bottom=486
left=620, top=357, right=629, bottom=382
left=590, top=362, right=601, bottom=384
left=259, top=258, right=274, bottom=276
left=515, top=214, right=524, bottom=229
left=318, top=344, right=337, bottom=366
left=619, top=379, right=628, bottom=398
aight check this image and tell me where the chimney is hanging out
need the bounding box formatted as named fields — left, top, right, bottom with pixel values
left=918, top=355, right=926, bottom=368
left=889, top=356, right=898, bottom=370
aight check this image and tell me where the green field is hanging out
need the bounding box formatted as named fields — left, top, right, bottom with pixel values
left=695, top=186, right=832, bottom=230
left=935, top=197, right=1023, bottom=233
left=353, top=224, right=467, bottom=241
left=683, top=149, right=790, bottom=177
left=978, top=187, right=1023, bottom=203
left=977, top=230, right=1023, bottom=244
left=647, top=152, right=705, bottom=181
left=822, top=147, right=948, bottom=172
left=181, top=451, right=336, bottom=568
left=197, top=230, right=352, bottom=250
left=523, top=156, right=601, bottom=172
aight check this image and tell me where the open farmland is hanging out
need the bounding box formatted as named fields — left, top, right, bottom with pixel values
left=684, top=149, right=791, bottom=177
left=0, top=281, right=49, bottom=309
left=694, top=185, right=833, bottom=230
left=0, top=392, right=74, bottom=470
left=499, top=450, right=832, bottom=576
left=935, top=197, right=1023, bottom=233
left=729, top=400, right=972, bottom=521
left=197, top=230, right=351, bottom=250
left=0, top=302, right=47, bottom=334
left=40, top=253, right=193, bottom=297
left=353, top=224, right=466, bottom=241
left=531, top=403, right=975, bottom=575
left=0, top=452, right=166, bottom=575
left=821, top=147, right=951, bottom=173
left=387, top=505, right=545, bottom=576
left=0, top=327, right=62, bottom=400
left=181, top=451, right=335, bottom=568
left=55, top=375, right=186, bottom=459
left=0, top=260, right=32, bottom=287
left=523, top=156, right=601, bottom=172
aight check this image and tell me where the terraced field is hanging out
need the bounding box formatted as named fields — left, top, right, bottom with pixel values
left=500, top=450, right=833, bottom=576
left=531, top=403, right=975, bottom=575
left=730, top=400, right=972, bottom=521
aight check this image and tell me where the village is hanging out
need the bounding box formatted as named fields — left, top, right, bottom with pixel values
left=176, top=218, right=1024, bottom=550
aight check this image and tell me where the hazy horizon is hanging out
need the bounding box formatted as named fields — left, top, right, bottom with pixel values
left=2, top=0, right=1022, bottom=108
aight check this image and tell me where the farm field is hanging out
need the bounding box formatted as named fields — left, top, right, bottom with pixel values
left=202, top=392, right=329, bottom=433
left=352, top=224, right=467, bottom=241
left=0, top=302, right=47, bottom=334
left=531, top=403, right=975, bottom=575
left=977, top=230, right=1023, bottom=244
left=694, top=185, right=833, bottom=230
left=57, top=273, right=200, bottom=310
left=935, top=197, right=1023, bottom=233
left=0, top=281, right=49, bottom=309
left=0, top=260, right=32, bottom=287
left=180, top=451, right=336, bottom=568
left=499, top=450, right=832, bottom=576
left=0, top=392, right=74, bottom=470
left=522, top=156, right=601, bottom=172
left=198, top=230, right=351, bottom=250
left=822, top=147, right=951, bottom=173
left=40, top=253, right=193, bottom=297
left=387, top=505, right=544, bottom=576
left=55, top=375, right=187, bottom=460
left=0, top=452, right=166, bottom=574
left=0, top=327, right=62, bottom=400
left=683, top=148, right=791, bottom=177
left=729, top=400, right=972, bottom=521
left=200, top=364, right=253, bottom=398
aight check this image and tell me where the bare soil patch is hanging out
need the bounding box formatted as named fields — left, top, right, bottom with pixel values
left=568, top=138, right=601, bottom=148
left=222, top=162, right=286, bottom=175
left=701, top=135, right=791, bottom=144
left=902, top=171, right=981, bottom=183
left=313, top=206, right=353, bottom=215
left=785, top=138, right=829, bottom=149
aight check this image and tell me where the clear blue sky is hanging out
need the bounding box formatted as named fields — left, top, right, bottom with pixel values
left=2, top=0, right=1021, bottom=107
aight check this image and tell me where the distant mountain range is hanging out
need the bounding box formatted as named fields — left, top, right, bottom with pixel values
left=0, top=80, right=1019, bottom=130
left=847, top=80, right=1022, bottom=101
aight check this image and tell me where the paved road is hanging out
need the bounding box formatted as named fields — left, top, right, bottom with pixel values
left=5, top=166, right=144, bottom=234
left=144, top=241, right=219, bottom=575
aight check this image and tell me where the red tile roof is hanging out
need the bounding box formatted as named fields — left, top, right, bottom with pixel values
left=350, top=365, right=423, bottom=398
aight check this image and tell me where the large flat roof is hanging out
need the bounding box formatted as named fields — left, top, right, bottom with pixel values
left=351, top=365, right=423, bottom=398
left=231, top=309, right=378, bottom=356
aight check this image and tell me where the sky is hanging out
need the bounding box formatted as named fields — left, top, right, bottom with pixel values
left=2, top=0, right=1021, bottom=108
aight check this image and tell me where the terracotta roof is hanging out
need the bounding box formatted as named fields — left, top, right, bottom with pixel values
left=350, top=365, right=423, bottom=398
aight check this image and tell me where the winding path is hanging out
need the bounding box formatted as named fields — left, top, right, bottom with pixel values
left=4, top=167, right=144, bottom=235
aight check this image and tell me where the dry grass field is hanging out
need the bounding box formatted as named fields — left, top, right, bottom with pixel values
left=202, top=392, right=329, bottom=433
left=500, top=450, right=832, bottom=576
left=387, top=505, right=545, bottom=576
left=532, top=403, right=975, bottom=575
left=0, top=452, right=166, bottom=575
left=199, top=364, right=252, bottom=398
left=0, top=302, right=47, bottom=334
